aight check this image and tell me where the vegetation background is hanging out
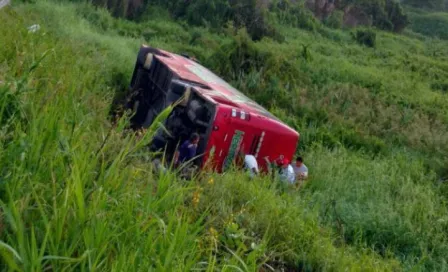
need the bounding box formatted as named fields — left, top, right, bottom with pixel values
left=1, top=0, right=448, bottom=271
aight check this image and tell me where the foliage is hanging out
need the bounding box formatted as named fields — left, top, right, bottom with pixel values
left=208, top=29, right=272, bottom=78
left=271, top=0, right=319, bottom=31
left=1, top=0, right=448, bottom=271
left=143, top=0, right=278, bottom=41
left=325, top=10, right=344, bottom=29
left=184, top=0, right=231, bottom=28
left=339, top=0, right=408, bottom=32
left=90, top=0, right=145, bottom=18
left=354, top=28, right=377, bottom=47
left=408, top=9, right=448, bottom=40
left=385, top=0, right=409, bottom=32
left=403, top=0, right=447, bottom=10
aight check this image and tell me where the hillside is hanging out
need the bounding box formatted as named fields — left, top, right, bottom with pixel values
left=1, top=0, right=448, bottom=271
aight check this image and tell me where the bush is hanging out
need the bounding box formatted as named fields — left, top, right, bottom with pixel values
left=341, top=0, right=408, bottom=32
left=76, top=3, right=115, bottom=32
left=403, top=0, right=446, bottom=10
left=408, top=11, right=448, bottom=40
left=272, top=0, right=319, bottom=31
left=354, top=29, right=377, bottom=47
left=150, top=0, right=278, bottom=40
left=325, top=10, right=344, bottom=29
left=185, top=0, right=231, bottom=28
left=385, top=0, right=409, bottom=32
left=89, top=0, right=146, bottom=19
left=431, top=81, right=448, bottom=93
left=208, top=29, right=272, bottom=78
left=230, top=0, right=276, bottom=41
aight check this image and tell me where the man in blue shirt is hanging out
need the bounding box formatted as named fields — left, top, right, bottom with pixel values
left=175, top=133, right=200, bottom=166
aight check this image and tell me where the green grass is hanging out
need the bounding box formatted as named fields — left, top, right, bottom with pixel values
left=1, top=1, right=448, bottom=271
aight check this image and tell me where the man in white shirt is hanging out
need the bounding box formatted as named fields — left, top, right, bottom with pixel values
left=293, top=156, right=308, bottom=180
left=238, top=149, right=259, bottom=178
left=244, top=154, right=259, bottom=178
left=277, top=158, right=295, bottom=184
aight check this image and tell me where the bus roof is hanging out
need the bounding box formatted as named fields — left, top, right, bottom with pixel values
left=152, top=47, right=277, bottom=119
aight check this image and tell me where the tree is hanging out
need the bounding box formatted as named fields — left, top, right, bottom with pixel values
left=386, top=0, right=408, bottom=32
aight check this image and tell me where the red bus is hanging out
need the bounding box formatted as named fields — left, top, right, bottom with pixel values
left=127, top=45, right=299, bottom=172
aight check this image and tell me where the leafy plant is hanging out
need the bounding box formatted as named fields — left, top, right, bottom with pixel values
left=354, top=28, right=377, bottom=47
left=325, top=10, right=344, bottom=29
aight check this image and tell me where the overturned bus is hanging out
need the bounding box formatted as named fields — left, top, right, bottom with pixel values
left=126, top=45, right=299, bottom=172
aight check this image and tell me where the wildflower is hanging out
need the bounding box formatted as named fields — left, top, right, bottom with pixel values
left=192, top=190, right=200, bottom=208
left=208, top=227, right=219, bottom=251
left=207, top=178, right=214, bottom=185
left=209, top=227, right=218, bottom=240
left=225, top=214, right=235, bottom=226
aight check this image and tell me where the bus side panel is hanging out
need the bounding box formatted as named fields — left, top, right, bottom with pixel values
left=256, top=133, right=298, bottom=171
left=205, top=108, right=299, bottom=173
left=203, top=107, right=232, bottom=172
left=228, top=118, right=299, bottom=172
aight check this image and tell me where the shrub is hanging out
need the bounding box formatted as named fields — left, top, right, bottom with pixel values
left=385, top=0, right=409, bottom=32
left=89, top=0, right=146, bottom=19
left=325, top=10, right=344, bottom=29
left=230, top=0, right=276, bottom=40
left=185, top=0, right=231, bottom=28
left=354, top=29, right=377, bottom=48
left=76, top=3, right=115, bottom=32
left=208, top=29, right=272, bottom=78
left=341, top=0, right=408, bottom=32
left=403, top=0, right=446, bottom=10
left=431, top=81, right=448, bottom=93
left=272, top=0, right=319, bottom=31
left=408, top=11, right=448, bottom=40
left=150, top=0, right=278, bottom=40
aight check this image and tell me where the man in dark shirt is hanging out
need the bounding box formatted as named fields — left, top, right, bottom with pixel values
left=175, top=133, right=200, bottom=166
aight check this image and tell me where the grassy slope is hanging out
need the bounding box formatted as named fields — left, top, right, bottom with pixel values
left=0, top=1, right=448, bottom=271
left=407, top=6, right=448, bottom=40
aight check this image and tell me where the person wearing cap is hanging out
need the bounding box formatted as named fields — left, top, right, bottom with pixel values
left=277, top=158, right=295, bottom=184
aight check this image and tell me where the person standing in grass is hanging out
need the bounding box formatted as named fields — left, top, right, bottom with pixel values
left=277, top=158, right=295, bottom=184
left=244, top=154, right=259, bottom=178
left=293, top=156, right=309, bottom=181
left=238, top=150, right=259, bottom=178
left=175, top=133, right=200, bottom=167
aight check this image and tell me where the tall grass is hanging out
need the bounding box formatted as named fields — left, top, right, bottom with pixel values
left=302, top=147, right=448, bottom=270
